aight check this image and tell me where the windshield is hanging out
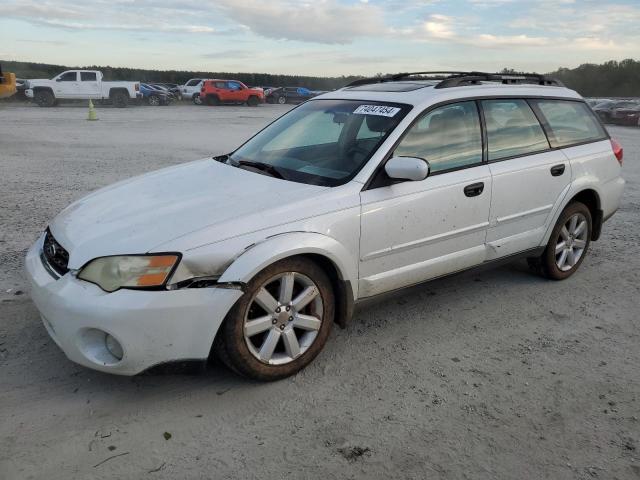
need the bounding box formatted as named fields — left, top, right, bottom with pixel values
left=229, top=99, right=411, bottom=186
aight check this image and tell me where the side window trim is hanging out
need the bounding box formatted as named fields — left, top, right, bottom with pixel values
left=362, top=95, right=611, bottom=191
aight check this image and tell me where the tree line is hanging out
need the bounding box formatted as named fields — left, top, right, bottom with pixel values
left=2, top=58, right=639, bottom=96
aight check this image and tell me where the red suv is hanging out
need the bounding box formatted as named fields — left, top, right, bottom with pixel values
left=198, top=80, right=264, bottom=106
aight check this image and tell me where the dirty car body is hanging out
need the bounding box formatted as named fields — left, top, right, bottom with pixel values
left=26, top=72, right=625, bottom=377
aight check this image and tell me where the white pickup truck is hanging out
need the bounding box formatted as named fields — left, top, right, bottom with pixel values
left=25, top=70, right=140, bottom=107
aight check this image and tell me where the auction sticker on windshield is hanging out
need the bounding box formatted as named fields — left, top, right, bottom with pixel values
left=353, top=105, right=401, bottom=117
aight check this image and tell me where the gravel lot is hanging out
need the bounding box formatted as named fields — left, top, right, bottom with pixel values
left=1, top=103, right=638, bottom=480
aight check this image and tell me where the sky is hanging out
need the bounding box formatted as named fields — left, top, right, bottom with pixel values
left=1, top=0, right=639, bottom=76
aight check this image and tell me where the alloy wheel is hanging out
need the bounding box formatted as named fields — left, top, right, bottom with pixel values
left=243, top=272, right=323, bottom=365
left=555, top=212, right=588, bottom=271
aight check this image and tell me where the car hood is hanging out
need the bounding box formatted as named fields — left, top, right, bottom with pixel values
left=50, top=159, right=328, bottom=269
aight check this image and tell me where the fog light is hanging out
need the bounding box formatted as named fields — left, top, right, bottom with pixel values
left=105, top=334, right=124, bottom=361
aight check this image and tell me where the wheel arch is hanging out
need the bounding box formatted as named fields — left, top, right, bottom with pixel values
left=217, top=232, right=357, bottom=327
left=32, top=86, right=54, bottom=96
left=543, top=187, right=603, bottom=245
left=108, top=87, right=128, bottom=98
left=570, top=189, right=602, bottom=240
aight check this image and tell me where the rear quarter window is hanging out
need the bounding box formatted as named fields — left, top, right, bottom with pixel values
left=532, top=100, right=607, bottom=148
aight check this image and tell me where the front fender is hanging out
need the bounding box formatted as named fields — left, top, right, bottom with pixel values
left=218, top=231, right=358, bottom=301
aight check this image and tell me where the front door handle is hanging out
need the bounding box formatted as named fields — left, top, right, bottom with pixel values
left=464, top=182, right=484, bottom=197
left=550, top=164, right=565, bottom=176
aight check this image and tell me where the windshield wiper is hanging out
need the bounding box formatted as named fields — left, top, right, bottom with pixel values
left=236, top=160, right=287, bottom=180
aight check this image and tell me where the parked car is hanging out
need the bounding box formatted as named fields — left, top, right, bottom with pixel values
left=266, top=86, right=317, bottom=104
left=610, top=104, right=640, bottom=126
left=26, top=71, right=624, bottom=381
left=198, top=80, right=265, bottom=106
left=153, top=83, right=182, bottom=100
left=140, top=83, right=172, bottom=106
left=593, top=100, right=640, bottom=123
left=24, top=70, right=140, bottom=107
left=181, top=78, right=209, bottom=104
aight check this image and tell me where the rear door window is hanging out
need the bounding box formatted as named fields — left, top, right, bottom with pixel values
left=532, top=100, right=609, bottom=147
left=80, top=72, right=97, bottom=81
left=186, top=79, right=201, bottom=86
left=482, top=99, right=549, bottom=161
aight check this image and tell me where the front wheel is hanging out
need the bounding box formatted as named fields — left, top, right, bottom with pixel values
left=34, top=90, right=55, bottom=107
left=148, top=95, right=160, bottom=106
left=247, top=96, right=259, bottom=107
left=215, top=257, right=334, bottom=381
left=539, top=202, right=592, bottom=280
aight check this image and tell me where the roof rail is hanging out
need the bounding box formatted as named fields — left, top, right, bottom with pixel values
left=344, top=71, right=563, bottom=89
left=434, top=72, right=563, bottom=89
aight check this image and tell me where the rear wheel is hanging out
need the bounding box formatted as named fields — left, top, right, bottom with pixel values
left=34, top=90, right=55, bottom=107
left=111, top=91, right=128, bottom=108
left=192, top=94, right=202, bottom=105
left=148, top=95, right=160, bottom=106
left=206, top=95, right=220, bottom=106
left=277, top=95, right=286, bottom=105
left=215, top=257, right=334, bottom=381
left=539, top=202, right=592, bottom=280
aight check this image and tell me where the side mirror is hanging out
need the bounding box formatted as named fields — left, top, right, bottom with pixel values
left=385, top=156, right=430, bottom=181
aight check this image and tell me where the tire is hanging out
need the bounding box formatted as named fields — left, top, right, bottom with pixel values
left=215, top=257, right=334, bottom=381
left=539, top=202, right=592, bottom=280
left=192, top=94, right=203, bottom=105
left=277, top=95, right=286, bottom=105
left=205, top=95, right=220, bottom=106
left=148, top=95, right=160, bottom=106
left=247, top=96, right=259, bottom=107
left=111, top=91, right=128, bottom=108
left=34, top=90, right=55, bottom=107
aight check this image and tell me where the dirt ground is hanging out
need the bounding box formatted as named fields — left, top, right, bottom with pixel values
left=0, top=102, right=638, bottom=480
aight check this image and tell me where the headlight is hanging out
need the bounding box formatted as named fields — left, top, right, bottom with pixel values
left=78, top=254, right=180, bottom=292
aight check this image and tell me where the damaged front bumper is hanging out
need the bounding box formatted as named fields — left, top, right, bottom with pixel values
left=25, top=234, right=243, bottom=375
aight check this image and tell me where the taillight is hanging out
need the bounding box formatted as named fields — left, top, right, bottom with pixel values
left=135, top=83, right=139, bottom=91
left=611, top=139, right=623, bottom=165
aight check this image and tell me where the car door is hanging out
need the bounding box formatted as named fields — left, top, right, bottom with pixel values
left=226, top=81, right=245, bottom=102
left=482, top=98, right=571, bottom=259
left=359, top=100, right=492, bottom=298
left=54, top=71, right=79, bottom=98
left=77, top=72, right=100, bottom=98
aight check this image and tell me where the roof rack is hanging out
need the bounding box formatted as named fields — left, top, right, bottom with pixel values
left=345, top=71, right=564, bottom=89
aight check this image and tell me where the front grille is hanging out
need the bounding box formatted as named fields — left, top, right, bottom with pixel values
left=42, top=229, right=69, bottom=276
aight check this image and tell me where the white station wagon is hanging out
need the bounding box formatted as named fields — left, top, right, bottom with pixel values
left=26, top=72, right=625, bottom=380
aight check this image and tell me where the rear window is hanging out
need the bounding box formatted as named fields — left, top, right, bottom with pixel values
left=533, top=100, right=608, bottom=147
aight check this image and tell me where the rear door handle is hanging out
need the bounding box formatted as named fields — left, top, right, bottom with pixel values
left=550, top=164, right=565, bottom=176
left=464, top=182, right=484, bottom=197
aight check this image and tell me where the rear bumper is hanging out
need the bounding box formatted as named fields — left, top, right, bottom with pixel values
left=25, top=234, right=243, bottom=375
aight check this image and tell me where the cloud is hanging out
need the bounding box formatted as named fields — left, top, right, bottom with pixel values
left=212, top=0, right=387, bottom=44
left=413, top=13, right=549, bottom=48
